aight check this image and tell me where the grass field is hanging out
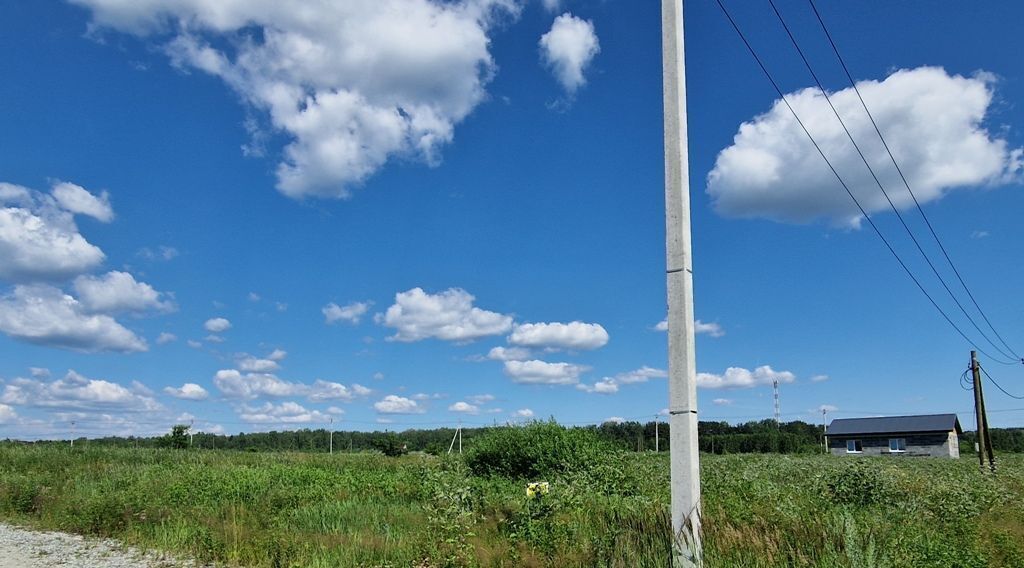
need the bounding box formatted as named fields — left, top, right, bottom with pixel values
left=1, top=439, right=1022, bottom=567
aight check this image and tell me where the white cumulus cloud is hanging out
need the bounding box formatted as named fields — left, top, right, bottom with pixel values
left=655, top=318, right=724, bottom=337
left=1, top=370, right=160, bottom=412
left=239, top=401, right=330, bottom=424
left=50, top=181, right=114, bottom=222
left=0, top=403, right=18, bottom=423
left=697, top=365, right=795, bottom=390
left=576, top=377, right=618, bottom=394
left=503, top=359, right=587, bottom=385
left=163, top=383, right=209, bottom=401
left=508, top=321, right=608, bottom=351
left=0, top=182, right=107, bottom=282
left=323, top=301, right=371, bottom=325
left=448, top=401, right=479, bottom=414
left=577, top=366, right=666, bottom=395
left=374, top=394, right=425, bottom=414
left=0, top=285, right=147, bottom=352
left=379, top=287, right=513, bottom=343
left=204, top=317, right=231, bottom=333
left=73, top=271, right=175, bottom=314
left=707, top=67, right=1023, bottom=227
left=213, top=369, right=303, bottom=400
left=71, top=0, right=521, bottom=199
left=539, top=13, right=600, bottom=94
left=486, top=346, right=532, bottom=361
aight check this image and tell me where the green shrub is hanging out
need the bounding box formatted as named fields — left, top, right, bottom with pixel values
left=372, top=433, right=408, bottom=457
left=464, top=420, right=616, bottom=478
left=822, top=461, right=894, bottom=506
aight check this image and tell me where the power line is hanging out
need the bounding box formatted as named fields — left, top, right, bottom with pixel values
left=805, top=0, right=1023, bottom=364
left=765, top=0, right=1019, bottom=365
left=980, top=365, right=1024, bottom=400
left=712, top=0, right=1013, bottom=364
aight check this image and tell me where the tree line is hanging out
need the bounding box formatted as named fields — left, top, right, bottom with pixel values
left=9, top=419, right=1023, bottom=454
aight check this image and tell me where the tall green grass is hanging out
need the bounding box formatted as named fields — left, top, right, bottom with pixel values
left=1, top=425, right=1022, bottom=567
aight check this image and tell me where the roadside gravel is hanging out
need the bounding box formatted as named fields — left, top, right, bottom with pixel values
left=0, top=523, right=201, bottom=568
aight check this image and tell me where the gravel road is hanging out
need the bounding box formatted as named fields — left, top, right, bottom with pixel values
left=0, top=523, right=199, bottom=568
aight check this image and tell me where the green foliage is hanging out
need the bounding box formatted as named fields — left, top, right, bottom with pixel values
left=821, top=460, right=895, bottom=506
left=371, top=433, right=408, bottom=457
left=165, top=425, right=189, bottom=450
left=0, top=442, right=1022, bottom=567
left=464, top=420, right=616, bottom=478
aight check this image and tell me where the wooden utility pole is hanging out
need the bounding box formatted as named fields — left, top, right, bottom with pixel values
left=662, top=0, right=701, bottom=564
left=970, top=351, right=996, bottom=472
left=329, top=418, right=334, bottom=455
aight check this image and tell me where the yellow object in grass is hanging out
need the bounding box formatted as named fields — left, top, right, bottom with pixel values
left=526, top=481, right=550, bottom=498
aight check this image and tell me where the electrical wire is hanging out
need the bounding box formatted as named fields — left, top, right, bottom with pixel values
left=712, top=0, right=1013, bottom=364
left=766, top=0, right=1019, bottom=365
left=980, top=364, right=1024, bottom=400
left=960, top=368, right=973, bottom=391
left=806, top=0, right=1023, bottom=364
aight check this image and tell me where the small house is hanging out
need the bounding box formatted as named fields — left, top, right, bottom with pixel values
left=827, top=414, right=962, bottom=458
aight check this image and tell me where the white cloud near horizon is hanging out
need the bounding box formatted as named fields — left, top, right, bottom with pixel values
left=697, top=365, right=796, bottom=390
left=508, top=321, right=608, bottom=351
left=70, top=0, right=521, bottom=199
left=448, top=401, right=479, bottom=414
left=0, top=181, right=107, bottom=282
left=163, top=382, right=209, bottom=401
left=0, top=285, right=148, bottom=353
left=1, top=370, right=160, bottom=412
left=379, top=287, right=513, bottom=343
left=539, top=13, right=599, bottom=95
left=708, top=67, right=1023, bottom=226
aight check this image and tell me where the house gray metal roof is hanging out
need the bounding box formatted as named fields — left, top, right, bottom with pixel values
left=827, top=414, right=962, bottom=436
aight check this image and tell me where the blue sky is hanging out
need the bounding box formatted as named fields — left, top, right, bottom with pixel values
left=1, top=0, right=1022, bottom=439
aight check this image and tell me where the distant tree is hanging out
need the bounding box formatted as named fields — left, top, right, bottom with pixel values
left=168, top=425, right=189, bottom=449
left=372, top=433, right=408, bottom=457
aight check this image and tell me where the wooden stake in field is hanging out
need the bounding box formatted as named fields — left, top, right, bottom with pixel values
left=662, top=0, right=701, bottom=565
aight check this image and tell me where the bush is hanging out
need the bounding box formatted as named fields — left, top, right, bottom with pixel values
left=464, top=421, right=616, bottom=478
left=372, top=433, right=408, bottom=457
left=822, top=461, right=894, bottom=506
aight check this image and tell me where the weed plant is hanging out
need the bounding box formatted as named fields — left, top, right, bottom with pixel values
left=1, top=424, right=1022, bottom=567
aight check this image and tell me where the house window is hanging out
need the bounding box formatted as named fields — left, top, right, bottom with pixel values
left=889, top=438, right=906, bottom=453
left=846, top=440, right=862, bottom=453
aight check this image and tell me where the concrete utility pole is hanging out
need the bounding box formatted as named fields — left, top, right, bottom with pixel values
left=773, top=379, right=781, bottom=425
left=822, top=408, right=828, bottom=454
left=329, top=418, right=334, bottom=455
left=70, top=421, right=75, bottom=448
left=189, top=419, right=195, bottom=448
left=662, top=0, right=701, bottom=564
left=655, top=415, right=660, bottom=453
left=970, top=351, right=996, bottom=472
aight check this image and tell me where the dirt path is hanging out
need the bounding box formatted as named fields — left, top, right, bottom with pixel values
left=0, top=523, right=197, bottom=568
